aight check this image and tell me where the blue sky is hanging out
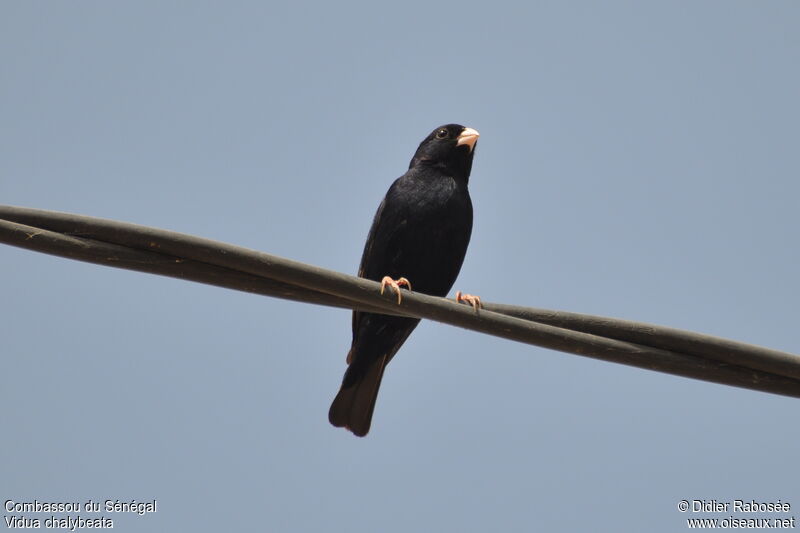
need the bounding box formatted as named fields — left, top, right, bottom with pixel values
left=2, top=2, right=799, bottom=531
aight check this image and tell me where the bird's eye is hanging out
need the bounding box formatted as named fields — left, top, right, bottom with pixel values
left=435, top=128, right=448, bottom=139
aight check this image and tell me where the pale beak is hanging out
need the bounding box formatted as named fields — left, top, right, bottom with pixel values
left=456, top=127, right=480, bottom=152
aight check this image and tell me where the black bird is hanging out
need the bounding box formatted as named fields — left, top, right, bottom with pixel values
left=329, top=124, right=480, bottom=437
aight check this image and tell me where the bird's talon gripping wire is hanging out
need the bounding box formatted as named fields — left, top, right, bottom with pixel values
left=380, top=276, right=412, bottom=304
left=456, top=290, right=482, bottom=311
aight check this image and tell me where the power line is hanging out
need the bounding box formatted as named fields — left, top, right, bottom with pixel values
left=2, top=204, right=799, bottom=399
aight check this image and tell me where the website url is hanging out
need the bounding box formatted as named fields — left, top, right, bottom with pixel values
left=688, top=517, right=796, bottom=529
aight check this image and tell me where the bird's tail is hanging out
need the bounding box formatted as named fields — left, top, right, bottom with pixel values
left=328, top=353, right=388, bottom=437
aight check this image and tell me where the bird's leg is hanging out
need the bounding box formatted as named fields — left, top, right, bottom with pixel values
left=380, top=276, right=412, bottom=305
left=455, top=290, right=482, bottom=311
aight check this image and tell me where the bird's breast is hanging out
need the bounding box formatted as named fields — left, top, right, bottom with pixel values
left=382, top=177, right=472, bottom=295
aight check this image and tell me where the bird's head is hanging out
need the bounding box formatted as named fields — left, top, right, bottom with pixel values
left=409, top=124, right=479, bottom=182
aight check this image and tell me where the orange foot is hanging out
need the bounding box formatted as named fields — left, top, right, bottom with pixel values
left=456, top=291, right=482, bottom=311
left=380, top=276, right=412, bottom=304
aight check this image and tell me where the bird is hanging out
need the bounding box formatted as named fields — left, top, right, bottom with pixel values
left=328, top=123, right=480, bottom=437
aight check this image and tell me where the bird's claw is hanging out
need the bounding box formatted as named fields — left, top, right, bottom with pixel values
left=380, top=276, right=412, bottom=304
left=456, top=291, right=482, bottom=311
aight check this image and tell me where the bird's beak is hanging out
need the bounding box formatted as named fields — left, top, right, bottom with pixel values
left=456, top=127, right=480, bottom=152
